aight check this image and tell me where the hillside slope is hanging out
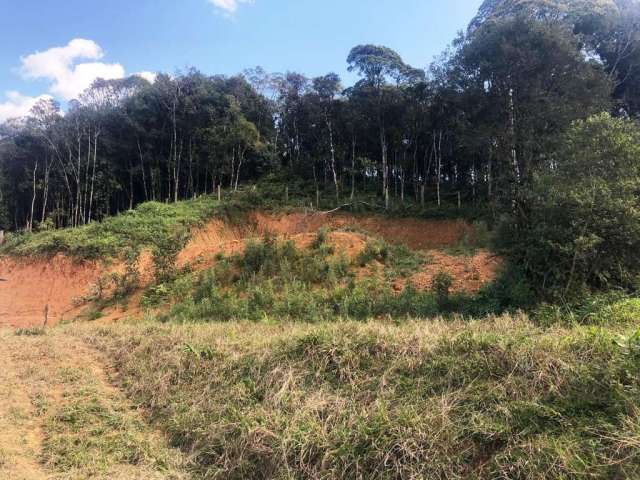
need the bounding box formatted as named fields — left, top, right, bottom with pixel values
left=0, top=198, right=500, bottom=327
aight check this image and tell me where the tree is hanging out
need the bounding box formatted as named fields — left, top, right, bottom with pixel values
left=348, top=45, right=415, bottom=209
left=455, top=16, right=612, bottom=207
left=500, top=113, right=640, bottom=296
left=311, top=73, right=342, bottom=204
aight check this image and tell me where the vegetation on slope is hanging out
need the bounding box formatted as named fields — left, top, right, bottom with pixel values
left=75, top=310, right=640, bottom=479
left=0, top=197, right=233, bottom=260
left=142, top=231, right=526, bottom=322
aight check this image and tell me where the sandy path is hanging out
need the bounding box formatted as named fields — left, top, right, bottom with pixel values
left=0, top=329, right=189, bottom=479
left=0, top=333, right=47, bottom=480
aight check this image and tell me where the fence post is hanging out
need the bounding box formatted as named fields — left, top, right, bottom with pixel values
left=217, top=184, right=221, bottom=202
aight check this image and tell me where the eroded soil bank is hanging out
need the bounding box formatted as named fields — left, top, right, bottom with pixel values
left=0, top=211, right=499, bottom=328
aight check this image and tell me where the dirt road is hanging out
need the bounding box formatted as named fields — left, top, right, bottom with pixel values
left=0, top=329, right=189, bottom=479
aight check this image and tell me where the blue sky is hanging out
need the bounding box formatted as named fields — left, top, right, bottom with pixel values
left=0, top=0, right=483, bottom=121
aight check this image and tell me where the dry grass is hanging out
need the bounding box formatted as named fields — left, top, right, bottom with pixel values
left=0, top=330, right=189, bottom=480
left=67, top=314, right=640, bottom=479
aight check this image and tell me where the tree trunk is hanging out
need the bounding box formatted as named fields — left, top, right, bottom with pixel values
left=325, top=112, right=339, bottom=206
left=350, top=135, right=356, bottom=201
left=137, top=138, right=149, bottom=202
left=435, top=131, right=442, bottom=208
left=41, top=155, right=50, bottom=224
left=381, top=127, right=389, bottom=209
left=88, top=131, right=99, bottom=222
left=29, top=161, right=38, bottom=232
left=234, top=146, right=245, bottom=192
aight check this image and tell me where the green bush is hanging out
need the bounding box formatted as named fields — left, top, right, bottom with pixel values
left=500, top=113, right=640, bottom=299
left=432, top=271, right=454, bottom=308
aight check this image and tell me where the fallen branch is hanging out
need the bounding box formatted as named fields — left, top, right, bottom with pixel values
left=320, top=204, right=353, bottom=215
left=320, top=201, right=380, bottom=215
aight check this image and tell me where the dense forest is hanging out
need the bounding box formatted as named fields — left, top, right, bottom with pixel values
left=1, top=0, right=640, bottom=296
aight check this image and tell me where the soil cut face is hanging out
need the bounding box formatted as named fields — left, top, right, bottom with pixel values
left=251, top=211, right=474, bottom=250
left=180, top=211, right=501, bottom=295
left=0, top=255, right=103, bottom=329
left=1, top=211, right=500, bottom=328
left=179, top=211, right=475, bottom=266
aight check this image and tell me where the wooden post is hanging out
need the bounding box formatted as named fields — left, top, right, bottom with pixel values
left=457, top=191, right=461, bottom=209
left=217, top=184, right=221, bottom=202
left=285, top=186, right=289, bottom=204
left=0, top=230, right=4, bottom=245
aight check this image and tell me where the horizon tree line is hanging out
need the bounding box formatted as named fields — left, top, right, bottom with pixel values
left=0, top=0, right=638, bottom=231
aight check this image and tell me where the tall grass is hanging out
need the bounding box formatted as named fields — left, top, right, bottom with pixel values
left=75, top=315, right=640, bottom=479
left=150, top=235, right=449, bottom=322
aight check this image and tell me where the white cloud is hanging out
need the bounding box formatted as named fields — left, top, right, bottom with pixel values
left=208, top=0, right=253, bottom=14
left=0, top=91, right=52, bottom=123
left=19, top=38, right=125, bottom=101
left=135, top=71, right=158, bottom=83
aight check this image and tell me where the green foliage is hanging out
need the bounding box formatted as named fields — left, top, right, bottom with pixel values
left=432, top=271, right=454, bottom=308
left=0, top=196, right=220, bottom=260
left=157, top=234, right=537, bottom=323
left=501, top=113, right=640, bottom=298
left=447, top=220, right=494, bottom=256
left=14, top=327, right=46, bottom=336
left=113, top=249, right=141, bottom=299
left=534, top=293, right=640, bottom=327
left=163, top=237, right=445, bottom=323
left=356, top=238, right=427, bottom=279
left=151, top=230, right=190, bottom=283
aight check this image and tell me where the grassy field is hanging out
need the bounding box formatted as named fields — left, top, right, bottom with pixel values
left=0, top=329, right=188, bottom=480
left=66, top=311, right=640, bottom=480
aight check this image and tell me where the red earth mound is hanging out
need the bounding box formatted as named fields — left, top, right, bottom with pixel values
left=396, top=250, right=501, bottom=294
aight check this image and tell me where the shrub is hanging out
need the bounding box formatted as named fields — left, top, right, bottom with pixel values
left=499, top=113, right=640, bottom=299
left=432, top=271, right=454, bottom=308
left=152, top=230, right=190, bottom=283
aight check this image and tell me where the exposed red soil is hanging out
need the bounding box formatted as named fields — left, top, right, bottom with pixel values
left=179, top=212, right=473, bottom=267
left=180, top=212, right=500, bottom=295
left=251, top=212, right=474, bottom=250
left=0, top=255, right=103, bottom=328
left=396, top=250, right=502, bottom=294
left=1, top=211, right=500, bottom=328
